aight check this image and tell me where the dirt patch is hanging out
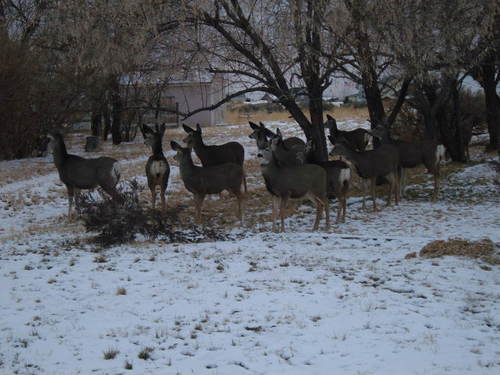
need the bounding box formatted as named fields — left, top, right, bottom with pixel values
left=419, top=238, right=499, bottom=264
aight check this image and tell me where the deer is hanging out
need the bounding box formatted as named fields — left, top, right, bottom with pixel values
left=326, top=114, right=371, bottom=151
left=248, top=121, right=306, bottom=153
left=304, top=140, right=351, bottom=223
left=269, top=128, right=306, bottom=166
left=170, top=141, right=244, bottom=225
left=257, top=144, right=330, bottom=233
left=141, top=124, right=170, bottom=211
left=370, top=125, right=445, bottom=201
left=182, top=123, right=247, bottom=192
left=47, top=132, right=122, bottom=218
left=329, top=136, right=400, bottom=212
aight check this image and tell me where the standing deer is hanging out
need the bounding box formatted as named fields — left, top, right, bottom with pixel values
left=249, top=121, right=306, bottom=152
left=141, top=124, right=170, bottom=211
left=170, top=141, right=244, bottom=225
left=47, top=132, right=122, bottom=218
left=370, top=125, right=445, bottom=201
left=326, top=114, right=371, bottom=151
left=182, top=123, right=247, bottom=192
left=269, top=129, right=306, bottom=166
left=304, top=140, right=351, bottom=223
left=330, top=137, right=400, bottom=211
left=257, top=144, right=329, bottom=233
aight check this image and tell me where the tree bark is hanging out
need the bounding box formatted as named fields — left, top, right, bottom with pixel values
left=102, top=103, right=111, bottom=141
left=110, top=77, right=122, bottom=145
left=481, top=63, right=500, bottom=153
left=90, top=109, right=101, bottom=137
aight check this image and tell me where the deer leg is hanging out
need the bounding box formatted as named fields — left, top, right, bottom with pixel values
left=400, top=169, right=406, bottom=199
left=67, top=186, right=75, bottom=219
left=342, top=195, right=347, bottom=223
left=386, top=173, right=393, bottom=207
left=279, top=196, right=288, bottom=232
left=151, top=186, right=157, bottom=210
left=310, top=196, right=322, bottom=231
left=323, top=196, right=330, bottom=231
left=432, top=170, right=440, bottom=202
left=160, top=187, right=167, bottom=212
left=361, top=179, right=368, bottom=210
left=371, top=177, right=377, bottom=212
left=234, top=190, right=243, bottom=224
left=243, top=171, right=248, bottom=193
left=271, top=196, right=279, bottom=233
left=194, top=194, right=205, bottom=224
left=396, top=169, right=401, bottom=205
left=336, top=199, right=342, bottom=224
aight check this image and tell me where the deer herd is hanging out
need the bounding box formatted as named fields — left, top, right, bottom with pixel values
left=47, top=117, right=447, bottom=233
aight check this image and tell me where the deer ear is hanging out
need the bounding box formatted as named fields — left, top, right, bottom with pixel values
left=170, top=141, right=181, bottom=151
left=182, top=124, right=193, bottom=133
left=259, top=122, right=266, bottom=128
left=249, top=121, right=259, bottom=130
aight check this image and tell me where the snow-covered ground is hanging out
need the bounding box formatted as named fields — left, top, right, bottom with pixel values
left=0, top=120, right=499, bottom=374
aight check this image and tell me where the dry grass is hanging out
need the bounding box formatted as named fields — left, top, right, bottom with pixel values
left=224, top=105, right=368, bottom=124
left=420, top=238, right=499, bottom=264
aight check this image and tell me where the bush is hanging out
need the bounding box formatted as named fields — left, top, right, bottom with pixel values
left=77, top=180, right=229, bottom=247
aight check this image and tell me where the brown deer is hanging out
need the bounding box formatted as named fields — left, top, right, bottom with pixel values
left=47, top=132, right=122, bottom=218
left=182, top=124, right=247, bottom=192
left=257, top=144, right=329, bottom=233
left=326, top=114, right=371, bottom=151
left=170, top=141, right=244, bottom=225
left=304, top=140, right=351, bottom=223
left=249, top=121, right=306, bottom=152
left=370, top=125, right=445, bottom=201
left=330, top=136, right=400, bottom=211
left=141, top=124, right=170, bottom=211
left=269, top=129, right=306, bottom=166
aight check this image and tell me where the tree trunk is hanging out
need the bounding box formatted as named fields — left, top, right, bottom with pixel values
left=90, top=109, right=101, bottom=137
left=308, top=93, right=327, bottom=162
left=110, top=78, right=122, bottom=145
left=482, top=63, right=500, bottom=154
left=102, top=104, right=111, bottom=141
left=363, top=77, right=386, bottom=130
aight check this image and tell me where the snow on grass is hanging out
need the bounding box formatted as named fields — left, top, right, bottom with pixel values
left=0, top=121, right=499, bottom=374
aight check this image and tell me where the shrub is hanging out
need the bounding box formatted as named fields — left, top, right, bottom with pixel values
left=77, top=180, right=229, bottom=247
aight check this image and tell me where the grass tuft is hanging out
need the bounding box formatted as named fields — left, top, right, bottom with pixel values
left=103, top=348, right=119, bottom=360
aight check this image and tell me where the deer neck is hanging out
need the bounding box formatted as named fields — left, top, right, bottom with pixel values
left=191, top=135, right=205, bottom=152
left=52, top=138, right=68, bottom=169
left=151, top=137, right=165, bottom=159
left=177, top=152, right=196, bottom=179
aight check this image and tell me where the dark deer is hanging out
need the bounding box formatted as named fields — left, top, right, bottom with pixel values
left=183, top=124, right=247, bottom=192
left=248, top=121, right=305, bottom=152
left=269, top=129, right=306, bottom=166
left=141, top=124, right=170, bottom=211
left=47, top=132, right=122, bottom=218
left=326, top=114, right=371, bottom=151
left=330, top=136, right=400, bottom=211
left=370, top=125, right=445, bottom=201
left=257, top=145, right=329, bottom=233
left=170, top=141, right=244, bottom=225
left=304, top=140, right=351, bottom=223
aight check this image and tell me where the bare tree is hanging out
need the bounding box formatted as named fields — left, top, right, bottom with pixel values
left=179, top=0, right=342, bottom=161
